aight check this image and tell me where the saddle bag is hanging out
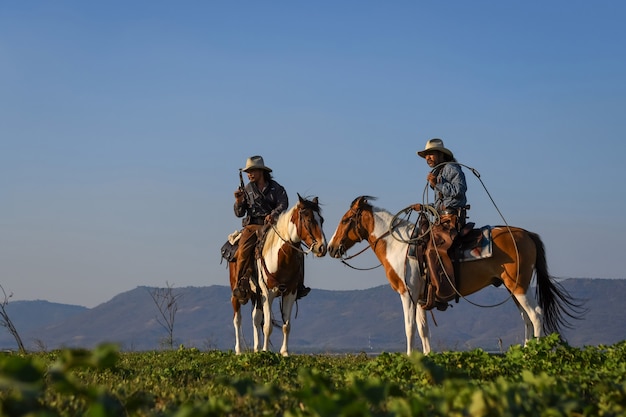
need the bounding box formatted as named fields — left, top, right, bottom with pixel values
left=220, top=230, right=241, bottom=264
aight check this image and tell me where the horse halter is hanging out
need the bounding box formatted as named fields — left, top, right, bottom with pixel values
left=271, top=205, right=323, bottom=255
left=297, top=206, right=325, bottom=254
left=333, top=206, right=385, bottom=271
left=335, top=207, right=371, bottom=257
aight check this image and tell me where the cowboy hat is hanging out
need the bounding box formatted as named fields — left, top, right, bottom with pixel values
left=242, top=155, right=272, bottom=172
left=417, top=138, right=454, bottom=158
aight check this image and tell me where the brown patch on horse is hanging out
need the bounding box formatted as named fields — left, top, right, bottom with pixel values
left=370, top=238, right=407, bottom=294
left=261, top=242, right=304, bottom=297
left=257, top=200, right=311, bottom=297
left=453, top=226, right=534, bottom=297
left=361, top=204, right=407, bottom=294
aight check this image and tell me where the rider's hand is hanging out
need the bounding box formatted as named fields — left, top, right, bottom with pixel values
left=234, top=190, right=245, bottom=204
left=427, top=172, right=437, bottom=188
left=411, top=204, right=422, bottom=211
left=265, top=214, right=275, bottom=225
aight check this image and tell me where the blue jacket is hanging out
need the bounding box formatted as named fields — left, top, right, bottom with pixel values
left=433, top=163, right=467, bottom=210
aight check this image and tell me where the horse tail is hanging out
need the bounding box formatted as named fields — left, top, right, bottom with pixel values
left=529, top=232, right=586, bottom=334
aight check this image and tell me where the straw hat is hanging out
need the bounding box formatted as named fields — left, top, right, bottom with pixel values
left=242, top=155, right=272, bottom=172
left=417, top=138, right=453, bottom=158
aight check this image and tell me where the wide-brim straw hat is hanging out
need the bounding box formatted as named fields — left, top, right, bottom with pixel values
left=242, top=155, right=272, bottom=172
left=417, top=138, right=454, bottom=158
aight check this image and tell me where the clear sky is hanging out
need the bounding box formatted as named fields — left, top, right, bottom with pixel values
left=1, top=1, right=625, bottom=308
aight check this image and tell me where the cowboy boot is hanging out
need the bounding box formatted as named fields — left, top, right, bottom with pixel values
left=430, top=222, right=457, bottom=302
left=233, top=276, right=251, bottom=305
left=418, top=282, right=437, bottom=310
left=233, top=266, right=254, bottom=304
left=434, top=249, right=456, bottom=301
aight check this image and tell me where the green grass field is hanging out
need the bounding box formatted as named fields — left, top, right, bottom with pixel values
left=1, top=334, right=625, bottom=416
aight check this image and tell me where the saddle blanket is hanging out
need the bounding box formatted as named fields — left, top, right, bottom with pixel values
left=459, top=226, right=492, bottom=262
left=228, top=229, right=241, bottom=245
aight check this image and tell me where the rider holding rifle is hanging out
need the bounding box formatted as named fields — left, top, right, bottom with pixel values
left=412, top=139, right=468, bottom=310
left=232, top=155, right=311, bottom=303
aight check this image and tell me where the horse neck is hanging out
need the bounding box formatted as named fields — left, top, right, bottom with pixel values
left=369, top=208, right=412, bottom=249
left=369, top=208, right=419, bottom=286
left=263, top=206, right=297, bottom=254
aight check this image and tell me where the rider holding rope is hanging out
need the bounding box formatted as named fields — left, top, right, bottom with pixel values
left=413, top=139, right=468, bottom=310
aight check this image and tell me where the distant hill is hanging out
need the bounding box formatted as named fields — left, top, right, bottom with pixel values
left=1, top=278, right=623, bottom=353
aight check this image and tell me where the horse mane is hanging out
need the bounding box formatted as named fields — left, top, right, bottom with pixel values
left=353, top=195, right=413, bottom=229
left=349, top=195, right=416, bottom=241
left=262, top=205, right=295, bottom=252
left=262, top=196, right=322, bottom=255
left=351, top=195, right=377, bottom=207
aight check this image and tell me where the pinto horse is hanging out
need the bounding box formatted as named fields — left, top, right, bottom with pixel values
left=327, top=196, right=583, bottom=355
left=228, top=260, right=260, bottom=355
left=229, top=194, right=327, bottom=356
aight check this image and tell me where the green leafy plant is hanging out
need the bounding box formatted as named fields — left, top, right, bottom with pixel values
left=0, top=337, right=624, bottom=416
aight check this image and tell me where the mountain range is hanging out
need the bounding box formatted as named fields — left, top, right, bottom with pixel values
left=1, top=278, right=623, bottom=353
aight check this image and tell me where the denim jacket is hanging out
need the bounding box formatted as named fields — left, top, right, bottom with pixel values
left=433, top=163, right=467, bottom=210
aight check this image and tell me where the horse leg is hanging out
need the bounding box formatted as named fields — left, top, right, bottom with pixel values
left=513, top=293, right=544, bottom=345
left=230, top=261, right=244, bottom=354
left=415, top=305, right=431, bottom=355
left=232, top=298, right=242, bottom=354
left=252, top=301, right=263, bottom=352
left=511, top=296, right=533, bottom=345
left=261, top=293, right=274, bottom=352
left=399, top=292, right=416, bottom=355
left=279, top=293, right=296, bottom=357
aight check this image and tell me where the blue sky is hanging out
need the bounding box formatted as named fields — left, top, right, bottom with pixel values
left=1, top=1, right=624, bottom=308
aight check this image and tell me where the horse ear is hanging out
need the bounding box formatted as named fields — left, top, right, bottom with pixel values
left=297, top=193, right=304, bottom=203
left=353, top=195, right=375, bottom=208
left=312, top=196, right=318, bottom=205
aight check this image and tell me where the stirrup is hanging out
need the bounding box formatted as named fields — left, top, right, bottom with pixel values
left=233, top=287, right=250, bottom=305
left=296, top=286, right=311, bottom=300
left=233, top=277, right=251, bottom=304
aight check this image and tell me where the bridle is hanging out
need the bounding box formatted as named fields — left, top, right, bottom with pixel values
left=259, top=205, right=324, bottom=299
left=337, top=207, right=385, bottom=270
left=270, top=206, right=323, bottom=256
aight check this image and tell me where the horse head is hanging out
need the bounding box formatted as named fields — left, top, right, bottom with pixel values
left=292, top=193, right=327, bottom=257
left=328, top=195, right=376, bottom=258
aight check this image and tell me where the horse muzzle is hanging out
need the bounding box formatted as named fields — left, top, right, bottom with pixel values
left=312, top=242, right=327, bottom=257
left=328, top=244, right=344, bottom=259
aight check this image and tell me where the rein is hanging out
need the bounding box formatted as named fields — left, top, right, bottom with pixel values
left=269, top=207, right=319, bottom=256
left=338, top=208, right=389, bottom=270
left=259, top=205, right=322, bottom=288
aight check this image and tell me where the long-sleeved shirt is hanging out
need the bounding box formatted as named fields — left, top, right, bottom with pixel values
left=234, top=179, right=289, bottom=226
left=433, top=163, right=467, bottom=210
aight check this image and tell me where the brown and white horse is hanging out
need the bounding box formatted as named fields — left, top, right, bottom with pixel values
left=327, top=196, right=583, bottom=355
left=230, top=194, right=327, bottom=356
left=228, top=260, right=259, bottom=354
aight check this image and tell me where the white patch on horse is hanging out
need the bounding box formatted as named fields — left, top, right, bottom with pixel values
left=371, top=208, right=416, bottom=291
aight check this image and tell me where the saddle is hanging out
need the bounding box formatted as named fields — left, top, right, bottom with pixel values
left=456, top=224, right=493, bottom=262
left=408, top=222, right=492, bottom=262
left=408, top=219, right=494, bottom=311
